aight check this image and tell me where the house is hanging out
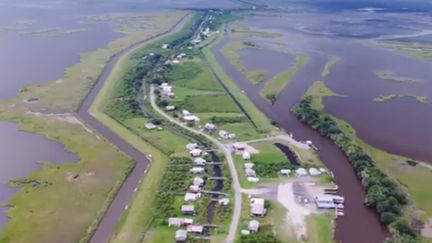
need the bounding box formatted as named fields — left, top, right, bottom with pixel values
left=248, top=220, right=260, bottom=233
left=204, top=123, right=217, bottom=132
left=245, top=168, right=256, bottom=177
left=187, top=225, right=204, bottom=234
left=250, top=198, right=266, bottom=217
left=184, top=192, right=201, bottom=202
left=161, top=43, right=169, bottom=49
left=233, top=143, right=246, bottom=151
left=166, top=105, right=176, bottom=111
left=194, top=157, right=206, bottom=166
left=172, top=59, right=180, bottom=64
left=228, top=133, right=236, bottom=139
left=193, top=177, right=204, bottom=187
left=247, top=177, right=260, bottom=183
left=189, top=185, right=201, bottom=193
left=295, top=168, right=308, bottom=177
left=218, top=198, right=230, bottom=206
left=315, top=195, right=336, bottom=209
left=182, top=110, right=191, bottom=116
left=280, top=169, right=291, bottom=176
left=145, top=123, right=157, bottom=130
left=309, top=168, right=321, bottom=176
left=190, top=167, right=205, bottom=174
left=186, top=143, right=198, bottom=151
left=242, top=151, right=251, bottom=160
left=175, top=229, right=187, bottom=242
left=183, top=115, right=200, bottom=123
left=244, top=163, right=255, bottom=170
left=189, top=149, right=202, bottom=157
left=168, top=218, right=193, bottom=227
left=181, top=205, right=195, bottom=215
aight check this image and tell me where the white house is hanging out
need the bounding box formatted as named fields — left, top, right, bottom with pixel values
left=233, top=143, right=246, bottom=151
left=194, top=157, right=206, bottom=166
left=309, top=168, right=321, bottom=176
left=189, top=185, right=201, bottom=193
left=193, top=177, right=204, bottom=186
left=161, top=43, right=169, bottom=49
left=218, top=198, right=230, bottom=206
left=280, top=169, right=291, bottom=176
left=204, top=123, right=217, bottom=131
left=189, top=149, right=202, bottom=157
left=182, top=110, right=191, bottom=116
left=184, top=192, right=201, bottom=202
left=186, top=143, right=198, bottom=151
left=242, top=151, right=251, bottom=160
left=181, top=205, right=195, bottom=215
left=250, top=198, right=266, bottom=216
left=245, top=168, right=256, bottom=177
left=175, top=229, right=187, bottom=242
left=145, top=123, right=157, bottom=130
left=190, top=167, right=205, bottom=174
left=169, top=218, right=193, bottom=227
left=295, top=168, right=308, bottom=177
left=219, top=130, right=229, bottom=139
left=248, top=220, right=260, bottom=233
left=187, top=225, right=204, bottom=234
left=183, top=115, right=200, bottom=123
left=244, top=163, right=255, bottom=170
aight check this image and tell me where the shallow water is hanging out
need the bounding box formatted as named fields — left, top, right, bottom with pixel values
left=0, top=121, right=78, bottom=230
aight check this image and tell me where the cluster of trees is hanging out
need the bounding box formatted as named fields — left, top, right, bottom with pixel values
left=293, top=96, right=417, bottom=242
left=153, top=156, right=192, bottom=225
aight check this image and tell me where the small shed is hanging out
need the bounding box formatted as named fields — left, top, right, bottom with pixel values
left=242, top=151, right=251, bottom=160
left=193, top=177, right=204, bottom=186
left=175, top=229, right=187, bottom=242
left=184, top=192, right=201, bottom=202
left=190, top=149, right=202, bottom=157
left=166, top=105, right=176, bottom=111
left=181, top=205, right=195, bottom=215
left=309, top=168, right=321, bottom=176
left=280, top=169, right=291, bottom=176
left=295, top=168, right=308, bottom=177
left=183, top=115, right=200, bottom=123
left=248, top=220, right=260, bottom=233
left=190, top=167, right=205, bottom=174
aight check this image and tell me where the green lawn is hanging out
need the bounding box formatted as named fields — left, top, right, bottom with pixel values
left=260, top=55, right=309, bottom=102
left=306, top=214, right=335, bottom=243
left=203, top=29, right=276, bottom=133
left=168, top=59, right=224, bottom=91
left=178, top=94, right=240, bottom=113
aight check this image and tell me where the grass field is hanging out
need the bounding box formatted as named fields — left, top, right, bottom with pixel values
left=203, top=28, right=276, bottom=133
left=375, top=70, right=422, bottom=84
left=306, top=214, right=335, bottom=243
left=260, top=55, right=309, bottom=103
left=0, top=11, right=186, bottom=243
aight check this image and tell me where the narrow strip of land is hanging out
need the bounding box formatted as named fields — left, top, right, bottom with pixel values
left=76, top=14, right=190, bottom=243
left=149, top=85, right=242, bottom=243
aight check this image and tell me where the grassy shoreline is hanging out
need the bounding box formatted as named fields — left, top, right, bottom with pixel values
left=0, top=11, right=186, bottom=243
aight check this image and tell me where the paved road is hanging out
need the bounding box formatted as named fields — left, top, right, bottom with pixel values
left=149, top=85, right=242, bottom=243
